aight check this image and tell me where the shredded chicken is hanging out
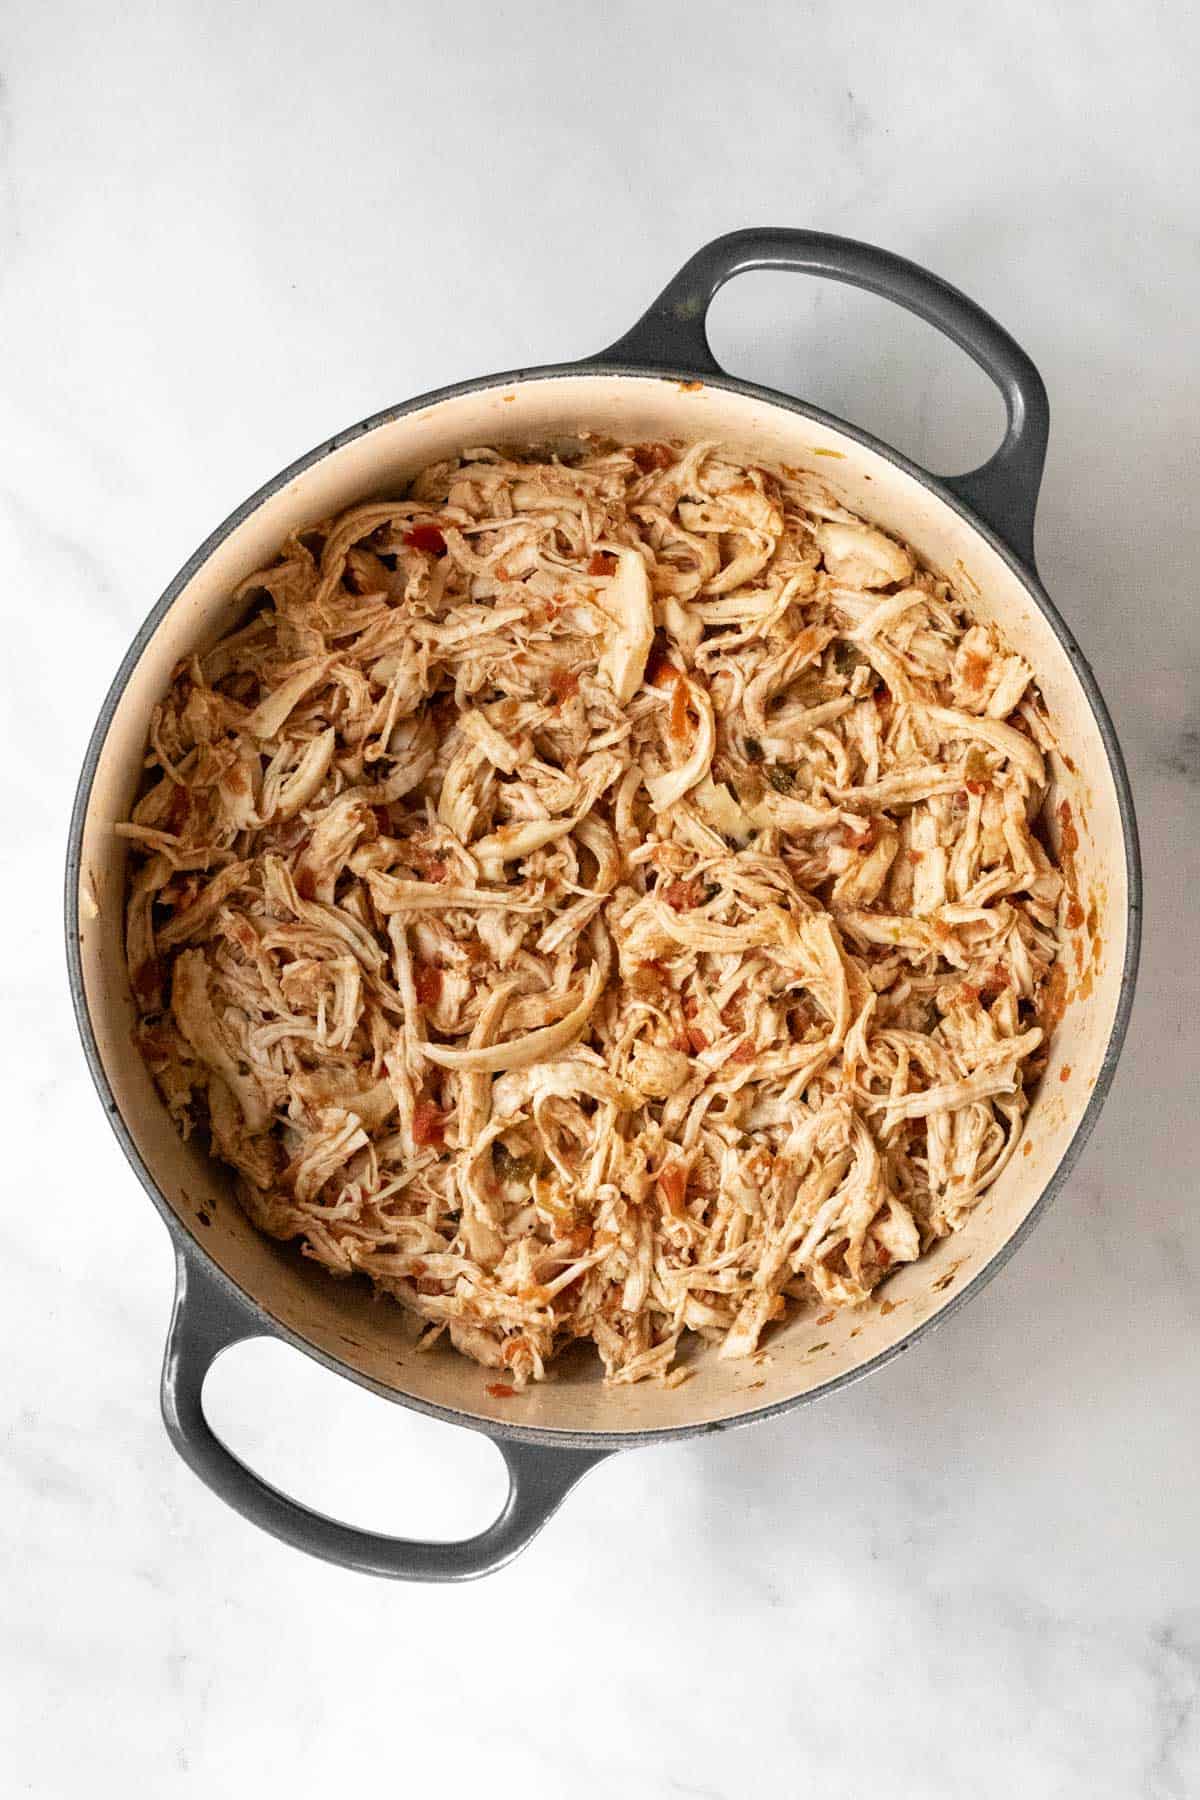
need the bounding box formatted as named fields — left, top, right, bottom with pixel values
left=122, top=439, right=1067, bottom=1388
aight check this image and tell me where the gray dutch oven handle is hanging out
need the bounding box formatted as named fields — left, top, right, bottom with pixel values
left=161, top=1245, right=610, bottom=1579
left=595, top=227, right=1050, bottom=569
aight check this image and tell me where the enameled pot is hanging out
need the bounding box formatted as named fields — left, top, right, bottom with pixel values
left=66, top=230, right=1141, bottom=1579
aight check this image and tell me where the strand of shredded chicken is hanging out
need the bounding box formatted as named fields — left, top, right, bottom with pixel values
left=122, top=439, right=1067, bottom=1388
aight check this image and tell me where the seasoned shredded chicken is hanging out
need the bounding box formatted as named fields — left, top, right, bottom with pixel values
left=122, top=440, right=1067, bottom=1388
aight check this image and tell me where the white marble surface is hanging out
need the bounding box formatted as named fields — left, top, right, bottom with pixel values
left=3, top=2, right=1198, bottom=1793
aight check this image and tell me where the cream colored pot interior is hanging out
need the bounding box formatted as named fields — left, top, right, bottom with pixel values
left=76, top=374, right=1128, bottom=1436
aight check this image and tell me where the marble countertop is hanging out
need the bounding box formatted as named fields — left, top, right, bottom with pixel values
left=5, top=3, right=1198, bottom=1794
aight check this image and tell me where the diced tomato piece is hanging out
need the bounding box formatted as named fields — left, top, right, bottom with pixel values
left=728, top=1040, right=756, bottom=1064
left=413, top=962, right=443, bottom=1007
left=486, top=1383, right=516, bottom=1399
left=587, top=551, right=617, bottom=576
left=632, top=442, right=674, bottom=472
left=412, top=1100, right=446, bottom=1147
left=663, top=878, right=702, bottom=910
left=686, top=1025, right=709, bottom=1054
left=403, top=523, right=446, bottom=555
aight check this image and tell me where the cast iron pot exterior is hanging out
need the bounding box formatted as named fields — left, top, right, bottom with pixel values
left=67, top=231, right=1141, bottom=1579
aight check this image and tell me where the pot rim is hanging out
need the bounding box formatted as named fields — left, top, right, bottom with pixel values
left=65, top=359, right=1143, bottom=1449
